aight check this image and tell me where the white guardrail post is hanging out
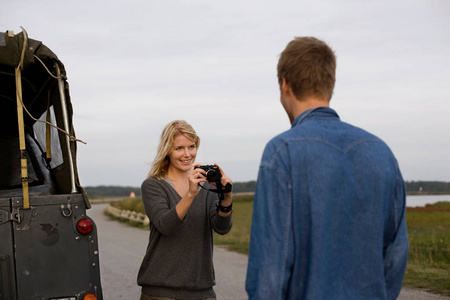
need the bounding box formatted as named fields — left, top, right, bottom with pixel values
left=105, top=205, right=149, bottom=226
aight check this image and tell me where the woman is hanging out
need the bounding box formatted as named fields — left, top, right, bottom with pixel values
left=137, top=120, right=233, bottom=300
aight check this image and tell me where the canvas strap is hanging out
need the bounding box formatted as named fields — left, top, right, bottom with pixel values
left=198, top=182, right=232, bottom=206
left=15, top=67, right=30, bottom=209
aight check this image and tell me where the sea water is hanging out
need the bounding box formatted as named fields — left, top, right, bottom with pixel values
left=406, top=194, right=450, bottom=207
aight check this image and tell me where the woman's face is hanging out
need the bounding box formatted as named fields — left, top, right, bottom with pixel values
left=167, top=134, right=197, bottom=173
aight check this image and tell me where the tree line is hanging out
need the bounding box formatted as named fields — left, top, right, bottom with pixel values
left=405, top=181, right=450, bottom=195
left=84, top=181, right=258, bottom=197
left=84, top=181, right=450, bottom=197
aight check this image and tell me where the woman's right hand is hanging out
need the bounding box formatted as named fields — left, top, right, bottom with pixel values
left=188, top=163, right=207, bottom=196
left=175, top=163, right=207, bottom=220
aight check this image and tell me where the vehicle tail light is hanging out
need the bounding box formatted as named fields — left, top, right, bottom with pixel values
left=77, top=218, right=93, bottom=235
left=83, top=294, right=97, bottom=300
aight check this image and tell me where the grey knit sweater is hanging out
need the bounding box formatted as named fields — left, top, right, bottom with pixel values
left=137, top=177, right=232, bottom=299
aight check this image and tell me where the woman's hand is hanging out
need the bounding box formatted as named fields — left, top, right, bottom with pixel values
left=188, top=163, right=208, bottom=196
left=213, top=163, right=233, bottom=208
left=175, top=163, right=207, bottom=220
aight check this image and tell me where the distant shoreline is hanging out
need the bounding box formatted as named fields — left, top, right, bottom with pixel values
left=407, top=192, right=450, bottom=195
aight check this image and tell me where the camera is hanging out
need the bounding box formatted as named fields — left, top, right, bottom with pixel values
left=195, top=165, right=222, bottom=183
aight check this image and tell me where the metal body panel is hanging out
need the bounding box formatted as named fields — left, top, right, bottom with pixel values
left=1, top=194, right=102, bottom=300
left=0, top=198, right=16, bottom=300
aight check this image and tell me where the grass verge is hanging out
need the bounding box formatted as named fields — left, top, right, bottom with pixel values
left=213, top=194, right=253, bottom=254
left=404, top=201, right=450, bottom=296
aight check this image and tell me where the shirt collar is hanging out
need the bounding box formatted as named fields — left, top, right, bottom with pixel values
left=291, top=106, right=340, bottom=128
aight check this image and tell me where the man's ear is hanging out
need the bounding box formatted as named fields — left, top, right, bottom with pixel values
left=281, top=78, right=291, bottom=96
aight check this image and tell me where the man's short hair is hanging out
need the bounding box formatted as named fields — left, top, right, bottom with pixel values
left=277, top=37, right=336, bottom=102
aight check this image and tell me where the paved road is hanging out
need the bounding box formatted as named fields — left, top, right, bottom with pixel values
left=88, top=203, right=449, bottom=300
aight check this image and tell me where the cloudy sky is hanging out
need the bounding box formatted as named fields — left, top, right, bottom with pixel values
left=2, top=0, right=449, bottom=187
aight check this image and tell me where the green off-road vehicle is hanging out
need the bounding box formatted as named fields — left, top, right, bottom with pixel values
left=0, top=29, right=103, bottom=300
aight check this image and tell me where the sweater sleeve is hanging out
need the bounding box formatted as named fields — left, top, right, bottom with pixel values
left=206, top=187, right=232, bottom=235
left=141, top=178, right=183, bottom=236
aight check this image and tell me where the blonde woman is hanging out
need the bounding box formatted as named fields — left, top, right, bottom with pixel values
left=137, top=120, right=233, bottom=300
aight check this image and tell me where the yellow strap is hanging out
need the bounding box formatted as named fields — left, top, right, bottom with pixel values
left=15, top=68, right=30, bottom=209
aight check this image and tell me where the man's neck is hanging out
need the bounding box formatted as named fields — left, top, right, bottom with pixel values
left=289, top=97, right=329, bottom=124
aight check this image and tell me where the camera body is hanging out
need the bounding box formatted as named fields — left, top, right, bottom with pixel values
left=195, top=165, right=222, bottom=183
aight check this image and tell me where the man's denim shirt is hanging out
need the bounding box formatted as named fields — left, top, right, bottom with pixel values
left=246, top=107, right=408, bottom=300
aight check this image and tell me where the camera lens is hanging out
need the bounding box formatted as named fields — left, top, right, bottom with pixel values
left=206, top=169, right=217, bottom=182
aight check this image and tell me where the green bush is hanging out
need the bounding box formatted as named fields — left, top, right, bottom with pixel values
left=111, top=197, right=145, bottom=214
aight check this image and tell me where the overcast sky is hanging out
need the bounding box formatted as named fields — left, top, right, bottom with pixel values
left=2, top=0, right=450, bottom=187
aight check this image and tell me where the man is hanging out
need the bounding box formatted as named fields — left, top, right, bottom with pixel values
left=245, top=37, right=408, bottom=300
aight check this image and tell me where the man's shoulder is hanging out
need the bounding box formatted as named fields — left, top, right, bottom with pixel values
left=266, top=119, right=391, bottom=155
left=341, top=122, right=391, bottom=149
left=264, top=130, right=291, bottom=151
left=260, top=130, right=294, bottom=166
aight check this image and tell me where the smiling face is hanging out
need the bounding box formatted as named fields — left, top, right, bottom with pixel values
left=167, top=134, right=197, bottom=174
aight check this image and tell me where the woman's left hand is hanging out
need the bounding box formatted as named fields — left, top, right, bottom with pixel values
left=213, top=163, right=233, bottom=206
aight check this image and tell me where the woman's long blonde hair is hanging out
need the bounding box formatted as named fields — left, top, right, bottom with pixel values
left=148, top=120, right=200, bottom=179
